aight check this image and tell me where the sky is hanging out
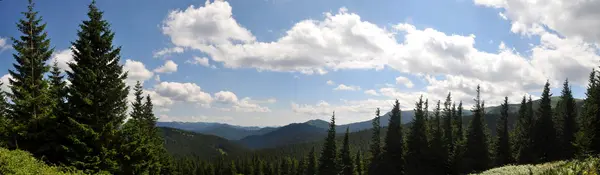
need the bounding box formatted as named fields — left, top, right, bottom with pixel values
left=0, top=0, right=599, bottom=126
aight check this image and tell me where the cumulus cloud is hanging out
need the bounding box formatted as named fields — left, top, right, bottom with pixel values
left=154, top=82, right=213, bottom=106
left=0, top=74, right=12, bottom=93
left=123, top=59, right=154, bottom=86
left=364, top=89, right=379, bottom=96
left=334, top=84, right=361, bottom=91
left=186, top=56, right=211, bottom=67
left=0, top=37, right=11, bottom=52
left=158, top=114, right=234, bottom=123
left=153, top=47, right=184, bottom=58
left=214, top=90, right=271, bottom=112
left=49, top=48, right=74, bottom=72
left=154, top=60, right=178, bottom=74
left=326, top=80, right=335, bottom=85
left=395, top=76, right=414, bottom=88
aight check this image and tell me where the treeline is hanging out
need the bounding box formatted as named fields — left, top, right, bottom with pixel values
left=0, top=1, right=172, bottom=174
left=175, top=76, right=600, bottom=175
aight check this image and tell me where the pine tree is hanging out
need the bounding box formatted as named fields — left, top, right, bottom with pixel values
left=559, top=79, right=577, bottom=159
left=306, top=147, right=317, bottom=175
left=463, top=85, right=490, bottom=173
left=226, top=161, right=238, bottom=175
left=318, top=112, right=338, bottom=175
left=0, top=81, right=9, bottom=147
left=443, top=93, right=454, bottom=155
left=7, top=0, right=54, bottom=156
left=429, top=100, right=445, bottom=174
left=341, top=127, right=355, bottom=175
left=355, top=151, right=363, bottom=175
left=514, top=96, right=534, bottom=164
left=454, top=102, right=463, bottom=142
left=382, top=99, right=404, bottom=175
left=368, top=108, right=382, bottom=175
left=494, top=97, right=512, bottom=166
left=405, top=96, right=430, bottom=174
left=533, top=81, right=559, bottom=162
left=576, top=70, right=598, bottom=156
left=63, top=1, right=129, bottom=173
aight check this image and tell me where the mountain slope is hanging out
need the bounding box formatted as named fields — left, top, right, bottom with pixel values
left=238, top=123, right=327, bottom=149
left=157, top=122, right=276, bottom=140
left=159, top=127, right=248, bottom=159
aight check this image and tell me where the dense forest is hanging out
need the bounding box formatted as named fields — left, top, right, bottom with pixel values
left=1, top=0, right=600, bottom=175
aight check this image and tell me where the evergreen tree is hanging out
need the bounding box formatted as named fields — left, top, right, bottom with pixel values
left=559, top=79, right=577, bottom=159
left=226, top=161, right=238, bottom=175
left=382, top=99, right=404, bottom=175
left=63, top=1, right=129, bottom=173
left=39, top=62, right=70, bottom=164
left=429, top=100, right=445, bottom=174
left=443, top=93, right=454, bottom=155
left=405, top=96, right=430, bottom=175
left=368, top=108, right=382, bottom=175
left=576, top=70, right=598, bottom=156
left=355, top=151, right=363, bottom=175
left=454, top=102, right=463, bottom=142
left=514, top=96, right=534, bottom=164
left=306, top=147, right=317, bottom=175
left=318, top=112, right=338, bottom=175
left=297, top=158, right=305, bottom=175
left=0, top=81, right=9, bottom=147
left=463, top=85, right=490, bottom=173
left=533, top=81, right=559, bottom=162
left=7, top=0, right=54, bottom=156
left=341, top=128, right=355, bottom=175
left=494, top=97, right=512, bottom=166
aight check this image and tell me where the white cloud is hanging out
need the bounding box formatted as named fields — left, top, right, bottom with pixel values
left=153, top=47, right=184, bottom=58
left=474, top=0, right=600, bottom=43
left=213, top=90, right=271, bottom=112
left=153, top=82, right=213, bottom=106
left=49, top=48, right=74, bottom=72
left=395, top=76, right=414, bottom=88
left=0, top=37, right=11, bottom=52
left=158, top=114, right=234, bottom=123
left=334, top=84, right=361, bottom=91
left=214, top=91, right=238, bottom=104
left=186, top=56, right=211, bottom=67
left=364, top=89, right=379, bottom=96
left=326, top=80, right=335, bottom=85
left=0, top=74, right=12, bottom=93
left=123, top=59, right=154, bottom=86
left=154, top=75, right=161, bottom=82
left=144, top=90, right=174, bottom=108
left=154, top=60, right=178, bottom=74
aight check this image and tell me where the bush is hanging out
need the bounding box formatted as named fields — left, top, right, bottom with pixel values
left=0, top=147, right=83, bottom=175
left=475, top=157, right=600, bottom=175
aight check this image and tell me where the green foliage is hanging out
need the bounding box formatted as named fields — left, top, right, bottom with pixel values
left=62, top=1, right=130, bottom=173
left=382, top=100, right=405, bottom=175
left=475, top=157, right=600, bottom=175
left=494, top=97, right=512, bottom=166
left=514, top=96, right=535, bottom=164
left=463, top=85, right=491, bottom=173
left=306, top=147, right=317, bottom=175
left=7, top=0, right=54, bottom=159
left=341, top=128, right=355, bottom=175
left=405, top=96, right=431, bottom=174
left=0, top=81, right=9, bottom=147
left=368, top=108, right=382, bottom=175
left=559, top=79, right=578, bottom=159
left=0, top=147, right=88, bottom=175
left=533, top=81, right=559, bottom=162
left=355, top=151, right=363, bottom=175
left=317, top=113, right=339, bottom=175
left=429, top=100, right=446, bottom=174
left=577, top=70, right=599, bottom=156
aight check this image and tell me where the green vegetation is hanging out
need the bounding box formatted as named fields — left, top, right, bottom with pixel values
left=475, top=157, right=600, bottom=175
left=0, top=147, right=85, bottom=175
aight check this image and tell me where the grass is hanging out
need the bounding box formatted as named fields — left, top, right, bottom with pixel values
left=476, top=157, right=600, bottom=175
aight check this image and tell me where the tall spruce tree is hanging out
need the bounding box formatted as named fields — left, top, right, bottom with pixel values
left=405, top=96, right=430, bottom=175
left=533, top=81, right=559, bottom=162
left=463, top=85, right=490, bottom=173
left=559, top=79, right=577, bottom=159
left=341, top=128, right=355, bottom=175
left=382, top=99, right=404, bottom=175
left=443, top=93, right=454, bottom=155
left=318, top=112, right=338, bottom=175
left=0, top=81, right=8, bottom=147
left=454, top=102, right=463, bottom=142
left=39, top=62, right=70, bottom=164
left=306, top=147, right=317, bottom=175
left=494, top=97, right=512, bottom=166
left=8, top=0, right=54, bottom=156
left=429, top=100, right=445, bottom=174
left=576, top=70, right=598, bottom=155
left=355, top=151, right=363, bottom=175
left=64, top=1, right=129, bottom=173
left=514, top=96, right=534, bottom=164
left=368, top=108, right=382, bottom=175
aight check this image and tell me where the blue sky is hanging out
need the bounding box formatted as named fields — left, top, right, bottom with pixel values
left=0, top=0, right=598, bottom=126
